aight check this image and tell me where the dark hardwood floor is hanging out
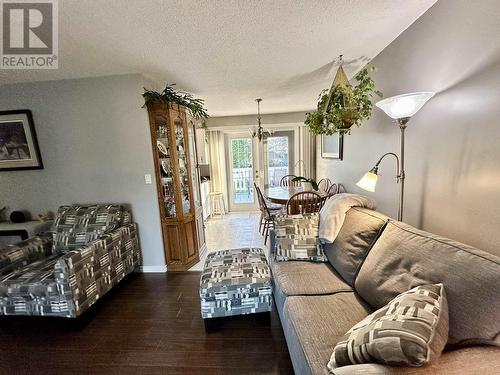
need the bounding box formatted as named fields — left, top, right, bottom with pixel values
left=0, top=272, right=293, bottom=374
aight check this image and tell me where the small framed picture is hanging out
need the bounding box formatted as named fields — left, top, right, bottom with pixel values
left=321, top=133, right=344, bottom=160
left=0, top=110, right=43, bottom=171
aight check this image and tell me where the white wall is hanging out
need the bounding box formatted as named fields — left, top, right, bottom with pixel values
left=0, top=74, right=165, bottom=268
left=317, top=0, right=500, bottom=255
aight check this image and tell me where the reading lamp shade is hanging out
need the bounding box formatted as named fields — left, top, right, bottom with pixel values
left=356, top=171, right=378, bottom=192
left=376, top=92, right=435, bottom=119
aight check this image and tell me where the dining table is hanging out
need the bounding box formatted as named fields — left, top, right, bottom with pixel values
left=264, top=186, right=327, bottom=205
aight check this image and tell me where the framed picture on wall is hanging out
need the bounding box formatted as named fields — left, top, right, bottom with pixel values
left=0, top=110, right=43, bottom=171
left=321, top=133, right=343, bottom=160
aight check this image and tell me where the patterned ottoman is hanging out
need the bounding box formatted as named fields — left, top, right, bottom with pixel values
left=200, top=248, right=272, bottom=319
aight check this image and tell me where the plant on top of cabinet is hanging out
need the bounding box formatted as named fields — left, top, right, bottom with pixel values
left=142, top=84, right=209, bottom=120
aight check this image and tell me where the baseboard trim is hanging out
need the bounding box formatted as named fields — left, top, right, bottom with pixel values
left=138, top=265, right=168, bottom=273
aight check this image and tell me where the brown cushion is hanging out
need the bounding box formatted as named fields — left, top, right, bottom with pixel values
left=355, top=220, right=500, bottom=345
left=283, top=293, right=372, bottom=375
left=270, top=259, right=352, bottom=296
left=329, top=284, right=449, bottom=369
left=323, top=208, right=388, bottom=286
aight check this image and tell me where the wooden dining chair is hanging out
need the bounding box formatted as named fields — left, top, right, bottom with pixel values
left=327, top=183, right=347, bottom=196
left=318, top=178, right=332, bottom=194
left=327, top=183, right=339, bottom=196
left=286, top=191, right=327, bottom=215
left=279, top=174, right=300, bottom=187
left=254, top=183, right=282, bottom=243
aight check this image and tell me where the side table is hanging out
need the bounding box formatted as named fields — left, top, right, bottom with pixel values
left=0, top=220, right=53, bottom=247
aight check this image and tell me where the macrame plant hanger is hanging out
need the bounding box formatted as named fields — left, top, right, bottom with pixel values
left=325, top=55, right=353, bottom=111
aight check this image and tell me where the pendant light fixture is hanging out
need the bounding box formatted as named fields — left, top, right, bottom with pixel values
left=250, top=98, right=274, bottom=142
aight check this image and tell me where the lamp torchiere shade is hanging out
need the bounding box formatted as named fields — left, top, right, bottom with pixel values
left=356, top=171, right=378, bottom=192
left=375, top=92, right=435, bottom=119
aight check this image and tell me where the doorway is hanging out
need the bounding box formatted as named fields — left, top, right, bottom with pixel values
left=225, top=130, right=296, bottom=212
left=227, top=134, right=258, bottom=211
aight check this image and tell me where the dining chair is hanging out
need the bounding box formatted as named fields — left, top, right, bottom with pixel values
left=286, top=191, right=327, bottom=215
left=318, top=178, right=332, bottom=193
left=327, top=183, right=348, bottom=196
left=254, top=183, right=282, bottom=244
left=280, top=174, right=300, bottom=187
left=327, top=183, right=338, bottom=196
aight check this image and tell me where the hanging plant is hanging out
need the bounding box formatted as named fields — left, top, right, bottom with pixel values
left=305, top=58, right=382, bottom=136
left=142, top=84, right=209, bottom=120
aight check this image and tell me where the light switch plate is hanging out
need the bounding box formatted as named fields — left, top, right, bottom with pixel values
left=144, top=174, right=152, bottom=184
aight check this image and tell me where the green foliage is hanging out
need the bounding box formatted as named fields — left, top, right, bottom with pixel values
left=231, top=139, right=252, bottom=168
left=143, top=84, right=209, bottom=120
left=292, top=176, right=319, bottom=191
left=267, top=137, right=289, bottom=167
left=304, top=66, right=382, bottom=136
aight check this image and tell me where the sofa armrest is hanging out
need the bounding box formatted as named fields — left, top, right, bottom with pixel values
left=0, top=233, right=53, bottom=276
left=330, top=346, right=500, bottom=375
left=269, top=228, right=276, bottom=258
left=54, top=223, right=140, bottom=316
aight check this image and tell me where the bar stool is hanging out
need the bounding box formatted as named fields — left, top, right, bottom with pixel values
left=209, top=191, right=226, bottom=217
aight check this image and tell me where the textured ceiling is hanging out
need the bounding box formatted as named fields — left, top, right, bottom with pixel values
left=0, top=0, right=437, bottom=116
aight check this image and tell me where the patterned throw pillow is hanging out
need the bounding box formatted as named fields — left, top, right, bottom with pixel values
left=52, top=204, right=124, bottom=253
left=328, top=284, right=449, bottom=370
left=274, top=213, right=327, bottom=262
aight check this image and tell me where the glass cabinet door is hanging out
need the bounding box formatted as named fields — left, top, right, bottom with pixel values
left=173, top=115, right=192, bottom=215
left=154, top=113, right=176, bottom=218
left=187, top=119, right=201, bottom=209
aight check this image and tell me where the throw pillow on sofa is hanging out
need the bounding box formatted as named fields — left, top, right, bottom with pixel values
left=274, top=213, right=327, bottom=262
left=52, top=204, right=124, bottom=253
left=328, top=283, right=448, bottom=370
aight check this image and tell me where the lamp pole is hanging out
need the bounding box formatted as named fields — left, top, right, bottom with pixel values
left=397, top=117, right=409, bottom=221
left=370, top=151, right=403, bottom=221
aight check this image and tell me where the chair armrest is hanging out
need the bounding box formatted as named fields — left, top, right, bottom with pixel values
left=331, top=346, right=500, bottom=375
left=0, top=233, right=53, bottom=276
left=54, top=224, right=140, bottom=314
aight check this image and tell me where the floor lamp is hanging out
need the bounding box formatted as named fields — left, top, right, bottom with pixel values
left=356, top=92, right=434, bottom=221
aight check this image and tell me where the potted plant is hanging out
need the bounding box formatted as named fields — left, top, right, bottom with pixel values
left=142, top=84, right=209, bottom=120
left=292, top=176, right=319, bottom=192
left=304, top=63, right=382, bottom=136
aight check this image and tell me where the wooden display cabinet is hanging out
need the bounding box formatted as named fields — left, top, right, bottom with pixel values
left=146, top=102, right=207, bottom=271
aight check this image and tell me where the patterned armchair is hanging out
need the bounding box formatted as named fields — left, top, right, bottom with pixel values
left=0, top=204, right=140, bottom=318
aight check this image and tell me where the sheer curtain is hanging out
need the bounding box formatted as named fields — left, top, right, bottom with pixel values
left=297, top=126, right=316, bottom=179
left=207, top=130, right=228, bottom=207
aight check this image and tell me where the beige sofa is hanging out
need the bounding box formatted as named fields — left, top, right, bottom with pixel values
left=270, top=207, right=500, bottom=374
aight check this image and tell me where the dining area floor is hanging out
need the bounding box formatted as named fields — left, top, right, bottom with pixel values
left=190, top=211, right=266, bottom=271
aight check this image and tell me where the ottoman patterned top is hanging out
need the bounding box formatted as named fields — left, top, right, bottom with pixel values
left=200, top=247, right=272, bottom=319
left=200, top=248, right=271, bottom=295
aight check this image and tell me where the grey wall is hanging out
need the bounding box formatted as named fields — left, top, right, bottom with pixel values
left=317, top=0, right=500, bottom=255
left=0, top=74, right=165, bottom=268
